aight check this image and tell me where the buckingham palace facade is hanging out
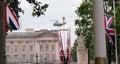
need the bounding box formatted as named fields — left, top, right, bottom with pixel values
left=6, top=29, right=60, bottom=64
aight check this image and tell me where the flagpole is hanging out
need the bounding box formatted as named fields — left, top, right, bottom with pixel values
left=113, top=0, right=118, bottom=64
left=92, top=0, right=107, bottom=64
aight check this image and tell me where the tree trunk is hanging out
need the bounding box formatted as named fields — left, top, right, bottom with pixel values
left=0, top=0, right=6, bottom=64
left=107, top=42, right=111, bottom=64
left=88, top=48, right=90, bottom=64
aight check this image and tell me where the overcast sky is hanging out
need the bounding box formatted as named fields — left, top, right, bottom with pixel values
left=17, top=0, right=81, bottom=45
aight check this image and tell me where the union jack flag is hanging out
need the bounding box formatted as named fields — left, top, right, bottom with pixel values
left=4, top=6, right=8, bottom=32
left=104, top=15, right=115, bottom=46
left=4, top=4, right=20, bottom=32
left=59, top=50, right=65, bottom=61
left=66, top=30, right=71, bottom=61
left=58, top=31, right=65, bottom=61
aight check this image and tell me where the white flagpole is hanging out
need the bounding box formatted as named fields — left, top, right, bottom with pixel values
left=113, top=0, right=118, bottom=64
left=93, top=0, right=107, bottom=64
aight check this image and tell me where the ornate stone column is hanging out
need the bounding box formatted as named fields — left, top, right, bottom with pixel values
left=77, top=36, right=88, bottom=64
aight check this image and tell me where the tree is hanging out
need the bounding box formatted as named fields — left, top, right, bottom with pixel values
left=75, top=1, right=94, bottom=61
left=115, top=1, right=120, bottom=63
left=0, top=0, right=48, bottom=64
left=75, top=0, right=120, bottom=63
left=104, top=0, right=120, bottom=63
left=0, top=0, right=6, bottom=64
left=71, top=40, right=78, bottom=61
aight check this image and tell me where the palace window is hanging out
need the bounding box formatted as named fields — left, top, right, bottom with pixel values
left=54, top=40, right=57, bottom=43
left=14, top=46, right=18, bottom=53
left=10, top=41, right=14, bottom=44
left=40, top=54, right=44, bottom=61
left=18, top=41, right=21, bottom=44
left=14, top=54, right=19, bottom=62
left=22, top=54, right=26, bottom=62
left=48, top=40, right=52, bottom=43
left=41, top=40, right=46, bottom=43
left=40, top=45, right=43, bottom=51
left=30, top=54, right=34, bottom=62
left=6, top=55, right=10, bottom=62
left=6, top=46, right=10, bottom=53
left=30, top=45, right=33, bottom=52
left=52, top=54, right=56, bottom=62
left=51, top=45, right=55, bottom=52
left=22, top=46, right=26, bottom=52
left=45, top=45, right=49, bottom=51
left=45, top=54, right=50, bottom=61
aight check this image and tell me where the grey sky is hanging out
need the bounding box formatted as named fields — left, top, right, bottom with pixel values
left=17, top=0, right=81, bottom=45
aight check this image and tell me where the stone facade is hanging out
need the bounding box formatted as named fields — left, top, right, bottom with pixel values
left=77, top=36, right=88, bottom=64
left=6, top=30, right=60, bottom=64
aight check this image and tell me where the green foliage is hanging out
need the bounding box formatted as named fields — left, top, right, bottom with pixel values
left=75, top=1, right=94, bottom=60
left=0, top=0, right=48, bottom=64
left=6, top=0, right=48, bottom=17
left=75, top=0, right=120, bottom=63
left=104, top=0, right=120, bottom=63
left=115, top=2, right=120, bottom=63
left=31, top=1, right=48, bottom=17
left=26, top=0, right=49, bottom=17
left=5, top=0, right=48, bottom=31
left=75, top=1, right=93, bottom=37
left=71, top=40, right=78, bottom=61
left=75, top=1, right=92, bottom=18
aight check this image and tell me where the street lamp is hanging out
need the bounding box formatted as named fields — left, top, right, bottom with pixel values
left=36, top=53, right=38, bottom=64
left=27, top=61, right=28, bottom=64
left=44, top=58, right=47, bottom=64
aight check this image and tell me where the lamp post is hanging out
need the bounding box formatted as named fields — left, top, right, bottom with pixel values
left=36, top=53, right=38, bottom=64
left=27, top=61, right=28, bottom=64
left=44, top=58, right=47, bottom=64
left=27, top=52, right=29, bottom=64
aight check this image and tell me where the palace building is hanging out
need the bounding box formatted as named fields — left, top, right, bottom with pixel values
left=6, top=29, right=60, bottom=64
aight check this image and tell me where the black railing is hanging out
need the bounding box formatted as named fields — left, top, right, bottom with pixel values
left=7, top=62, right=54, bottom=64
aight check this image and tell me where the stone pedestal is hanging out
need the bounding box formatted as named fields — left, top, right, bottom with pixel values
left=77, top=36, right=88, bottom=64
